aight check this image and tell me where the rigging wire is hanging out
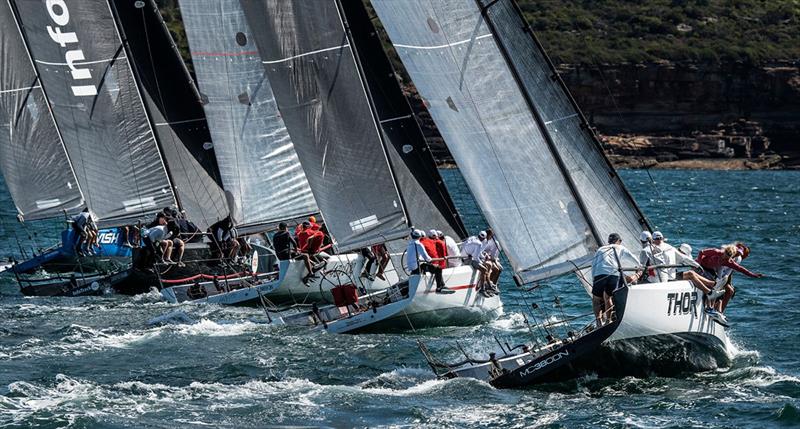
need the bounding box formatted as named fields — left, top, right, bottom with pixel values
left=139, top=3, right=226, bottom=229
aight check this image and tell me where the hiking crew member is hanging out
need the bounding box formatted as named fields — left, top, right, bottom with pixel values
left=144, top=215, right=174, bottom=265
left=420, top=230, right=440, bottom=267
left=407, top=229, right=453, bottom=294
left=481, top=228, right=502, bottom=286
left=273, top=222, right=318, bottom=285
left=443, top=233, right=462, bottom=268
left=591, top=233, right=641, bottom=325
left=462, top=231, right=492, bottom=293
left=431, top=230, right=447, bottom=269
left=696, top=244, right=763, bottom=319
left=701, top=242, right=760, bottom=312
left=165, top=219, right=186, bottom=267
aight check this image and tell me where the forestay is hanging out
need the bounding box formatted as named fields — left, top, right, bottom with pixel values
left=0, top=0, right=83, bottom=220
left=13, top=0, right=177, bottom=227
left=340, top=0, right=467, bottom=240
left=179, top=0, right=318, bottom=232
left=240, top=0, right=408, bottom=251
left=371, top=0, right=647, bottom=283
left=113, top=0, right=229, bottom=231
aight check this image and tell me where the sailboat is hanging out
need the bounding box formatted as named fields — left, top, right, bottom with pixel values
left=4, top=0, right=231, bottom=295
left=368, top=0, right=729, bottom=385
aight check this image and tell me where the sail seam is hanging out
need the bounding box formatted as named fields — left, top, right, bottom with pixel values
left=261, top=44, right=349, bottom=65
left=394, top=33, right=493, bottom=50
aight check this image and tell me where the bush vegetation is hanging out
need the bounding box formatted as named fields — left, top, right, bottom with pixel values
left=522, top=0, right=800, bottom=64
left=156, top=0, right=799, bottom=66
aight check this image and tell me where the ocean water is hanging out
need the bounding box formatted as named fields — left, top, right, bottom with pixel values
left=0, top=169, right=798, bottom=428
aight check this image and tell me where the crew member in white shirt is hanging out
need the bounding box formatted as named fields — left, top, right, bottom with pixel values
left=407, top=229, right=453, bottom=294
left=591, top=233, right=642, bottom=325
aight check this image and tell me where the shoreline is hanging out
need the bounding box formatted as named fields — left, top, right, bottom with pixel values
left=437, top=156, right=798, bottom=170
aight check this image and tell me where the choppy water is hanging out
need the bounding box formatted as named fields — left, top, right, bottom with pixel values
left=1, top=170, right=798, bottom=428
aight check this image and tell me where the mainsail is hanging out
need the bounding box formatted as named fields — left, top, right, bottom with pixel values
left=370, top=0, right=648, bottom=283
left=340, top=0, right=467, bottom=240
left=240, top=0, right=408, bottom=251
left=178, top=0, right=318, bottom=232
left=0, top=0, right=83, bottom=220
left=12, top=0, right=177, bottom=227
left=112, top=0, right=228, bottom=230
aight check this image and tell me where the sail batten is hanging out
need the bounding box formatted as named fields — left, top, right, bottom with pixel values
left=0, top=0, right=84, bottom=220
left=240, top=0, right=408, bottom=252
left=371, top=0, right=642, bottom=281
left=179, top=0, right=318, bottom=230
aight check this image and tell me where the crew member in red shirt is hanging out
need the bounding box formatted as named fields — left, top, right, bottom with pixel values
left=419, top=231, right=440, bottom=265
left=308, top=216, right=321, bottom=232
left=431, top=229, right=447, bottom=269
left=697, top=244, right=763, bottom=280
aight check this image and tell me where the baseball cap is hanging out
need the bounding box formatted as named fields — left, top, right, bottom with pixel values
left=478, top=231, right=487, bottom=239
left=640, top=231, right=652, bottom=242
left=679, top=243, right=692, bottom=256
left=653, top=231, right=665, bottom=240
left=435, top=230, right=443, bottom=238
left=411, top=229, right=423, bottom=239
left=428, top=229, right=438, bottom=238
left=607, top=233, right=622, bottom=244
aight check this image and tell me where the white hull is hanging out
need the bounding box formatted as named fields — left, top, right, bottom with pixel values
left=610, top=280, right=727, bottom=343
left=603, top=280, right=732, bottom=371
left=264, top=253, right=399, bottom=304
left=367, top=265, right=503, bottom=330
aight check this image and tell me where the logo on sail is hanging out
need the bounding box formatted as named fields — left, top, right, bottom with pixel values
left=45, top=0, right=97, bottom=97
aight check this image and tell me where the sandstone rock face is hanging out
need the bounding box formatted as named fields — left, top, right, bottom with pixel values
left=559, top=61, right=800, bottom=161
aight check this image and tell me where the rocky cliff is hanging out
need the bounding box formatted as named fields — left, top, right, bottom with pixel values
left=559, top=61, right=800, bottom=168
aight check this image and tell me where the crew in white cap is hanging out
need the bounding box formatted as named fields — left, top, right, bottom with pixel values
left=406, top=229, right=453, bottom=294
left=462, top=230, right=493, bottom=296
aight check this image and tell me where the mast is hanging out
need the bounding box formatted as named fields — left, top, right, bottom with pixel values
left=106, top=0, right=182, bottom=213
left=475, top=0, right=603, bottom=250
left=332, top=0, right=410, bottom=229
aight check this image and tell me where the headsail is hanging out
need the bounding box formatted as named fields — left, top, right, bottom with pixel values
left=340, top=0, right=467, bottom=240
left=179, top=0, right=318, bottom=232
left=370, top=0, right=648, bottom=283
left=0, top=0, right=83, bottom=220
left=240, top=0, right=408, bottom=251
left=12, top=0, right=177, bottom=227
left=112, top=0, right=228, bottom=230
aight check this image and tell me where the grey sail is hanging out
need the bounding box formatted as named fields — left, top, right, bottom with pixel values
left=112, top=0, right=229, bottom=231
left=0, top=0, right=83, bottom=220
left=179, top=0, right=317, bottom=232
left=240, top=0, right=408, bottom=252
left=479, top=0, right=648, bottom=266
left=371, top=0, right=647, bottom=283
left=340, top=0, right=467, bottom=240
left=13, top=0, right=177, bottom=227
